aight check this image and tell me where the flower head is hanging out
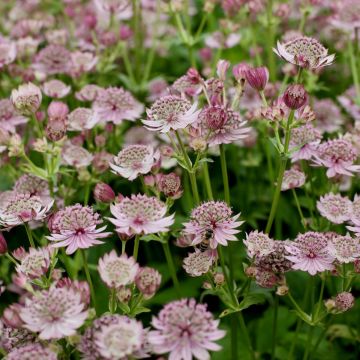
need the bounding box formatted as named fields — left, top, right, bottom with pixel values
left=14, top=174, right=50, bottom=203
left=110, top=145, right=159, bottom=181
left=317, top=193, right=352, bottom=224
left=183, top=201, right=243, bottom=249
left=98, top=250, right=139, bottom=288
left=183, top=250, right=215, bottom=277
left=0, top=99, right=27, bottom=133
left=328, top=235, right=360, bottom=263
left=156, top=172, right=183, bottom=199
left=330, top=0, right=360, bottom=32
left=11, top=83, right=42, bottom=116
left=285, top=232, right=334, bottom=275
left=143, top=95, right=200, bottom=133
left=62, top=144, right=93, bottom=168
left=148, top=298, right=226, bottom=360
left=43, top=79, right=71, bottom=99
left=20, top=286, right=88, bottom=339
left=16, top=247, right=51, bottom=280
left=34, top=45, right=70, bottom=74
left=283, top=84, right=308, bottom=110
left=6, top=343, right=58, bottom=360
left=334, top=292, right=355, bottom=312
left=244, top=230, right=275, bottom=257
left=313, top=139, right=360, bottom=178
left=76, top=84, right=102, bottom=102
left=93, top=87, right=143, bottom=124
left=313, top=99, right=344, bottom=133
left=67, top=108, right=99, bottom=131
left=281, top=168, right=306, bottom=191
left=245, top=66, right=269, bottom=91
left=274, top=36, right=335, bottom=69
left=135, top=266, right=162, bottom=298
left=0, top=40, right=16, bottom=68
left=108, top=194, right=174, bottom=236
left=0, top=193, right=53, bottom=228
left=47, top=204, right=111, bottom=254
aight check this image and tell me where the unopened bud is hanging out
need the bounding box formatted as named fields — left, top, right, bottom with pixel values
left=283, top=84, right=308, bottom=110
left=245, top=66, right=269, bottom=91
left=94, top=182, right=115, bottom=203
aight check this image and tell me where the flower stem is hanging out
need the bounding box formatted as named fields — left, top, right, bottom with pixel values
left=348, top=38, right=360, bottom=103
left=202, top=161, right=214, bottom=200
left=109, top=288, right=116, bottom=313
left=24, top=223, right=35, bottom=248
left=292, top=189, right=306, bottom=229
left=265, top=110, right=295, bottom=234
left=238, top=312, right=255, bottom=360
left=271, top=296, right=279, bottom=360
left=80, top=249, right=97, bottom=312
left=162, top=242, right=181, bottom=297
left=121, top=240, right=126, bottom=254
left=133, top=235, right=140, bottom=261
left=5, top=253, right=18, bottom=266
left=219, top=144, right=230, bottom=205
left=266, top=0, right=276, bottom=81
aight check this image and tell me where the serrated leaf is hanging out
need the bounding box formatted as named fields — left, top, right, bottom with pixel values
left=238, top=293, right=267, bottom=311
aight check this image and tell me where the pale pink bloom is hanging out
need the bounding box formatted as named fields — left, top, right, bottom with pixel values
left=338, top=86, right=360, bottom=122
left=67, top=108, right=99, bottom=131
left=349, top=194, right=360, bottom=226
left=273, top=36, right=335, bottom=69
left=285, top=232, right=334, bottom=275
left=42, top=79, right=71, bottom=99
left=62, top=144, right=93, bottom=168
left=143, top=95, right=200, bottom=133
left=244, top=231, right=275, bottom=257
left=0, top=193, right=53, bottom=228
left=33, top=44, right=71, bottom=75
left=10, top=82, right=42, bottom=116
left=0, top=40, right=16, bottom=68
left=290, top=124, right=322, bottom=162
left=124, top=126, right=158, bottom=146
left=156, top=172, right=183, bottom=199
left=47, top=204, right=111, bottom=255
left=330, top=0, right=360, bottom=32
left=313, top=139, right=360, bottom=178
left=16, top=36, right=40, bottom=58
left=109, top=144, right=159, bottom=181
left=281, top=168, right=306, bottom=191
left=149, top=298, right=226, bottom=360
left=313, top=99, right=344, bottom=133
left=195, top=106, right=251, bottom=147
left=183, top=201, right=243, bottom=249
left=183, top=250, right=215, bottom=277
left=108, top=194, right=174, bottom=236
left=172, top=75, right=202, bottom=98
left=20, top=286, right=88, bottom=339
left=98, top=250, right=138, bottom=288
left=95, top=315, right=144, bottom=360
left=135, top=267, right=162, bottom=298
left=94, top=0, right=131, bottom=13
left=6, top=343, right=57, bottom=360
left=147, top=77, right=169, bottom=102
left=317, top=193, right=352, bottom=224
left=56, top=278, right=90, bottom=307
left=328, top=235, right=360, bottom=264
left=0, top=99, right=28, bottom=133
left=334, top=292, right=355, bottom=312
left=205, top=31, right=241, bottom=49
left=69, top=51, right=98, bottom=77
left=16, top=247, right=51, bottom=280
left=75, top=84, right=103, bottom=102
left=93, top=87, right=144, bottom=124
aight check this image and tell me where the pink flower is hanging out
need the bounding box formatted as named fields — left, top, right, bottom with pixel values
left=285, top=232, right=334, bottom=275
left=330, top=0, right=360, bottom=32
left=42, top=79, right=71, bottom=99
left=273, top=36, right=335, bottom=69
left=92, top=87, right=144, bottom=124
left=183, top=250, right=215, bottom=277
left=13, top=174, right=50, bottom=203
left=47, top=204, right=111, bottom=255
left=16, top=247, right=51, bottom=280
left=11, top=83, right=42, bottom=116
left=281, top=168, right=306, bottom=191
left=109, top=144, right=159, bottom=181
left=0, top=40, right=16, bottom=68
left=33, top=45, right=71, bottom=75
left=183, top=201, right=243, bottom=249
left=143, top=95, right=200, bottom=133
left=205, top=31, right=241, bottom=49
left=338, top=86, right=360, bottom=122
left=69, top=51, right=98, bottom=77
left=135, top=266, right=162, bottom=298
left=313, top=99, right=344, bottom=133
left=313, top=139, right=360, bottom=178
left=317, top=193, right=352, bottom=224
left=328, top=235, right=360, bottom=264
left=245, top=66, right=269, bottom=91
left=76, top=84, right=102, bottom=102
left=108, top=194, right=174, bottom=236
left=0, top=99, right=28, bottom=133
left=67, top=108, right=99, bottom=131
left=20, top=286, right=88, bottom=339
left=98, top=250, right=139, bottom=288
left=6, top=343, right=57, bottom=360
left=62, top=144, right=93, bottom=168
left=148, top=298, right=226, bottom=360
left=0, top=193, right=53, bottom=228
left=244, top=231, right=275, bottom=257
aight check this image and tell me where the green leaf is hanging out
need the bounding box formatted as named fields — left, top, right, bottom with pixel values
left=131, top=306, right=151, bottom=316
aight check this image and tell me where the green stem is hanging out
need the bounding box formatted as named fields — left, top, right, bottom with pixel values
left=302, top=325, right=313, bottom=360
left=271, top=296, right=279, bottom=360
left=109, top=288, right=116, bottom=313
left=5, top=253, right=18, bottom=266
left=121, top=240, right=126, bottom=254
left=238, top=312, right=255, bottom=360
left=266, top=0, right=276, bottom=81
left=162, top=242, right=181, bottom=297
left=230, top=316, right=238, bottom=360
left=81, top=249, right=96, bottom=312
left=24, top=223, right=35, bottom=248
left=219, top=144, right=230, bottom=205
left=287, top=319, right=302, bottom=360
left=348, top=39, right=360, bottom=103
left=265, top=110, right=295, bottom=234
left=217, top=246, right=237, bottom=305
left=292, top=189, right=306, bottom=229
left=202, top=161, right=213, bottom=200
left=133, top=235, right=140, bottom=261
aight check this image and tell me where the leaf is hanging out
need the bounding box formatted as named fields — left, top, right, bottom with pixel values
left=238, top=293, right=267, bottom=311
left=117, top=302, right=131, bottom=314
left=290, top=309, right=313, bottom=325
left=140, top=234, right=166, bottom=243
left=131, top=306, right=151, bottom=316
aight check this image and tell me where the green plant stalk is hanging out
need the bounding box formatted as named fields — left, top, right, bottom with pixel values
left=303, top=276, right=315, bottom=360
left=292, top=189, right=307, bottom=229
left=24, top=223, right=35, bottom=248
left=162, top=242, right=181, bottom=297
left=265, top=110, right=295, bottom=234
left=202, top=161, right=214, bottom=200
left=348, top=38, right=360, bottom=103
left=266, top=0, right=276, bottom=81
left=219, top=144, right=230, bottom=205
left=238, top=312, right=255, bottom=360
left=81, top=249, right=97, bottom=312
left=271, top=296, right=279, bottom=360
left=133, top=235, right=140, bottom=261
left=109, top=288, right=116, bottom=313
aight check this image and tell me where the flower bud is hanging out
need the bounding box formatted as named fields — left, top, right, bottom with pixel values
left=12, top=246, right=26, bottom=261
left=135, top=267, right=162, bottom=299
left=216, top=59, right=230, bottom=81
left=47, top=101, right=69, bottom=121
left=233, top=62, right=249, bottom=83
left=156, top=173, right=183, bottom=199
left=2, top=304, right=24, bottom=328
left=203, top=105, right=228, bottom=130
left=335, top=292, right=355, bottom=313
left=213, top=272, right=225, bottom=285
left=190, top=137, right=207, bottom=152
left=276, top=285, right=289, bottom=296
left=144, top=174, right=155, bottom=187
left=0, top=233, right=7, bottom=254
left=245, top=66, right=269, bottom=91
left=45, top=118, right=67, bottom=142
left=119, top=25, right=133, bottom=40
left=187, top=68, right=202, bottom=84
left=94, top=182, right=115, bottom=203
left=283, top=84, right=308, bottom=110
left=117, top=286, right=132, bottom=303
left=11, top=82, right=42, bottom=115
left=84, top=13, right=97, bottom=30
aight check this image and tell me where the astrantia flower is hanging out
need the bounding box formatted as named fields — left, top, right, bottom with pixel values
left=317, top=193, right=352, bottom=224
left=0, top=40, right=16, bottom=68
left=313, top=99, right=344, bottom=133
left=149, top=298, right=226, bottom=360
left=6, top=343, right=58, bottom=360
left=285, top=232, right=334, bottom=275
left=16, top=247, right=51, bottom=279
left=281, top=168, right=306, bottom=191
left=95, top=315, right=143, bottom=360
left=20, top=286, right=88, bottom=339
left=328, top=235, right=360, bottom=263
left=98, top=250, right=139, bottom=288
left=330, top=0, right=360, bottom=32
left=313, top=139, right=360, bottom=178
left=0, top=193, right=53, bottom=228
left=76, top=84, right=102, bottom=102
left=11, top=83, right=42, bottom=116
left=338, top=86, right=360, bottom=122
left=0, top=99, right=27, bottom=133
left=109, top=144, right=159, bottom=181
left=172, top=74, right=202, bottom=97
left=13, top=174, right=51, bottom=205
left=273, top=36, right=335, bottom=69
left=289, top=124, right=322, bottom=162
left=334, top=292, right=355, bottom=312
left=349, top=194, right=360, bottom=226
left=183, top=250, right=214, bottom=277
left=69, top=51, right=98, bottom=77
left=93, top=87, right=144, bottom=124
left=33, top=44, right=70, bottom=75
left=196, top=106, right=251, bottom=146
left=62, top=144, right=93, bottom=168
left=47, top=204, right=111, bottom=255
left=42, top=79, right=71, bottom=99
left=108, top=194, right=174, bottom=236
left=143, top=95, right=200, bottom=133
left=183, top=201, right=243, bottom=249
left=135, top=267, right=162, bottom=298
left=67, top=108, right=99, bottom=131
left=244, top=230, right=275, bottom=257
